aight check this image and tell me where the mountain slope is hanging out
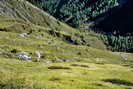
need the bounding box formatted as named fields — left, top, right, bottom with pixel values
left=0, top=0, right=133, bottom=65
left=0, top=0, right=133, bottom=70
left=0, top=0, right=133, bottom=89
left=0, top=0, right=66, bottom=29
left=26, top=0, right=133, bottom=53
left=0, top=0, right=107, bottom=50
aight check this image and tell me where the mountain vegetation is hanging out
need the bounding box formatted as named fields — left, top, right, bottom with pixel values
left=28, top=0, right=133, bottom=53
left=101, top=34, right=133, bottom=52
left=95, top=0, right=133, bottom=52
left=0, top=0, right=133, bottom=89
left=28, top=0, right=118, bottom=27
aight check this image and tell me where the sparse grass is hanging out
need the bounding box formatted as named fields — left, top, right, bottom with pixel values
left=70, top=63, right=90, bottom=68
left=0, top=31, right=131, bottom=64
left=0, top=59, right=133, bottom=89
left=48, top=66, right=71, bottom=70
left=0, top=16, right=118, bottom=63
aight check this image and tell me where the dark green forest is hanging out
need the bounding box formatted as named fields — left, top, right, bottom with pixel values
left=28, top=0, right=118, bottom=27
left=101, top=34, right=133, bottom=52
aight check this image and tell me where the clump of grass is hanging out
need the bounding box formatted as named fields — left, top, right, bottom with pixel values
left=94, top=83, right=104, bottom=87
left=102, top=79, right=133, bottom=86
left=48, top=66, right=71, bottom=70
left=0, top=77, right=45, bottom=89
left=70, top=64, right=90, bottom=68
left=49, top=77, right=62, bottom=81
left=131, top=70, right=133, bottom=72
left=95, top=62, right=105, bottom=65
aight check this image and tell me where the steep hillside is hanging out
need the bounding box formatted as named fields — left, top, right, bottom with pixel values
left=0, top=0, right=67, bottom=29
left=27, top=0, right=133, bottom=53
left=0, top=0, right=108, bottom=49
left=0, top=0, right=133, bottom=89
left=0, top=0, right=106, bottom=50
left=0, top=0, right=113, bottom=63
left=1, top=0, right=133, bottom=63
left=0, top=0, right=132, bottom=70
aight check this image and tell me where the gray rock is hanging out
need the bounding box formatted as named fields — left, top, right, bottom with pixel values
left=34, top=51, right=41, bottom=61
left=17, top=52, right=31, bottom=61
left=0, top=51, right=2, bottom=54
left=52, top=57, right=67, bottom=62
left=46, top=61, right=53, bottom=64
left=19, top=33, right=28, bottom=38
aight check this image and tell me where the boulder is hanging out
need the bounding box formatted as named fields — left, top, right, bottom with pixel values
left=51, top=57, right=67, bottom=62
left=17, top=52, right=31, bottom=61
left=19, top=33, right=28, bottom=38
left=34, top=51, right=41, bottom=61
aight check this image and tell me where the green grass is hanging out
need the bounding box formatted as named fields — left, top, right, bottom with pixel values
left=0, top=58, right=133, bottom=89
left=0, top=14, right=133, bottom=64
left=0, top=14, right=111, bottom=64
left=0, top=24, right=133, bottom=89
left=0, top=0, right=133, bottom=89
left=0, top=31, right=132, bottom=64
left=0, top=0, right=106, bottom=50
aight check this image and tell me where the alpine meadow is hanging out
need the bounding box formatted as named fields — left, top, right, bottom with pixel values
left=0, top=0, right=133, bottom=89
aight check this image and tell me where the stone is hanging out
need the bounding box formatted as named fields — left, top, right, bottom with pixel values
left=34, top=51, right=41, bottom=61
left=0, top=51, right=2, bottom=55
left=52, top=57, right=67, bottom=62
left=46, top=61, right=53, bottom=64
left=19, top=33, right=28, bottom=38
left=17, top=52, right=31, bottom=61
